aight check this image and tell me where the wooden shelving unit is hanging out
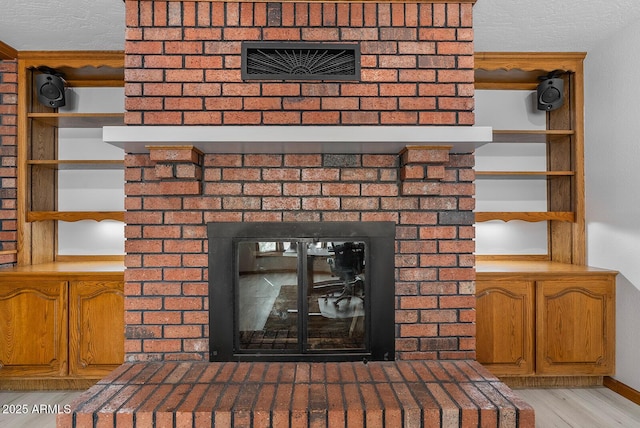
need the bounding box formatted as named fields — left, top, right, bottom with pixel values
left=475, top=212, right=575, bottom=223
left=27, top=112, right=125, bottom=128
left=474, top=53, right=615, bottom=386
left=492, top=129, right=575, bottom=143
left=4, top=52, right=126, bottom=389
left=475, top=171, right=574, bottom=177
left=27, top=159, right=124, bottom=169
left=26, top=211, right=125, bottom=223
left=474, top=52, right=586, bottom=265
left=16, top=51, right=125, bottom=266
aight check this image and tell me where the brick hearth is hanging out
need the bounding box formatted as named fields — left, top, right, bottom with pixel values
left=58, top=361, right=534, bottom=427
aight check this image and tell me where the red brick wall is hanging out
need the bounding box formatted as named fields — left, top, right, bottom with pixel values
left=0, top=60, right=18, bottom=266
left=124, top=147, right=476, bottom=362
left=122, top=1, right=477, bottom=362
left=124, top=1, right=475, bottom=126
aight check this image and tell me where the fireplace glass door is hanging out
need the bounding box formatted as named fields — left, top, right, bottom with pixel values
left=237, top=240, right=367, bottom=353
left=208, top=221, right=395, bottom=362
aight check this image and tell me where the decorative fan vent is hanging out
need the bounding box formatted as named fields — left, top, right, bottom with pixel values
left=242, top=42, right=360, bottom=81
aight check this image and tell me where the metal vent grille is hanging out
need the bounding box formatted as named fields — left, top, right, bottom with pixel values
left=242, top=42, right=360, bottom=81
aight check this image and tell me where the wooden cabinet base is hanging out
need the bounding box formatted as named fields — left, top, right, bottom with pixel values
left=0, top=377, right=101, bottom=391
left=477, top=261, right=617, bottom=382
left=0, top=281, right=68, bottom=377
left=0, top=261, right=124, bottom=386
left=69, top=280, right=125, bottom=377
left=476, top=279, right=535, bottom=376
left=536, top=278, right=615, bottom=375
left=500, top=375, right=604, bottom=389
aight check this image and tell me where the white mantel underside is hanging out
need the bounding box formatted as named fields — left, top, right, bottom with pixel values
left=103, top=126, right=492, bottom=154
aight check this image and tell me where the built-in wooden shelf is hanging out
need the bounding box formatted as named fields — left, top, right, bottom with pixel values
left=475, top=211, right=575, bottom=223
left=476, top=259, right=618, bottom=275
left=0, top=260, right=125, bottom=276
left=492, top=129, right=574, bottom=143
left=0, top=250, right=18, bottom=256
left=27, top=160, right=124, bottom=170
left=28, top=112, right=125, bottom=128
left=26, top=211, right=125, bottom=223
left=476, top=171, right=575, bottom=177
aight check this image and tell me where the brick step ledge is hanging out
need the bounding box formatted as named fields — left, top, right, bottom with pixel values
left=57, top=360, right=534, bottom=427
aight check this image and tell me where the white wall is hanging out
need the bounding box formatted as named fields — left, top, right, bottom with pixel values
left=57, top=87, right=125, bottom=255
left=585, top=22, right=640, bottom=392
left=474, top=90, right=548, bottom=255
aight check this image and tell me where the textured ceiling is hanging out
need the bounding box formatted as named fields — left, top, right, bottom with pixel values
left=1, top=1, right=639, bottom=52
left=2, top=0, right=126, bottom=51
left=473, top=0, right=640, bottom=52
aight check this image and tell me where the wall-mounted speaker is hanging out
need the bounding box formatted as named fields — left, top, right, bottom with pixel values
left=36, top=72, right=66, bottom=108
left=536, top=77, right=564, bottom=111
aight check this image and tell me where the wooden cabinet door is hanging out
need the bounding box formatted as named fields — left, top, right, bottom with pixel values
left=0, top=280, right=68, bottom=377
left=476, top=279, right=535, bottom=376
left=68, top=280, right=124, bottom=377
left=536, top=276, right=615, bottom=375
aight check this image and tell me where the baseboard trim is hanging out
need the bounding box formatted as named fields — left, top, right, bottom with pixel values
left=604, top=376, right=640, bottom=406
left=499, top=376, right=603, bottom=389
left=0, top=377, right=99, bottom=391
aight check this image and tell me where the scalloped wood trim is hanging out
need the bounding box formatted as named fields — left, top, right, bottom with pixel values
left=475, top=52, right=586, bottom=73
left=17, top=50, right=123, bottom=66
left=16, top=51, right=124, bottom=87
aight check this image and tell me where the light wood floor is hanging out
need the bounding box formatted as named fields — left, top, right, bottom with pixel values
left=0, top=390, right=83, bottom=428
left=0, top=388, right=639, bottom=427
left=515, top=388, right=640, bottom=427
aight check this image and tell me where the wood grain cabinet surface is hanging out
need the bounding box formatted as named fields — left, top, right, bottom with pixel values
left=536, top=277, right=615, bottom=376
left=0, top=262, right=124, bottom=388
left=476, top=279, right=535, bottom=376
left=476, top=261, right=617, bottom=382
left=0, top=280, right=68, bottom=377
left=69, top=280, right=125, bottom=377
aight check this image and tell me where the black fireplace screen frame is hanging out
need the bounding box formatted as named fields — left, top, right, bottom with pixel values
left=208, top=222, right=395, bottom=362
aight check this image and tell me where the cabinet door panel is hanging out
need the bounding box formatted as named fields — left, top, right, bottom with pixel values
left=536, top=278, right=615, bottom=375
left=68, top=280, right=124, bottom=377
left=476, top=280, right=535, bottom=376
left=0, top=280, right=67, bottom=377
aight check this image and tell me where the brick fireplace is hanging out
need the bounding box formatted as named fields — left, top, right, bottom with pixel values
left=119, top=0, right=481, bottom=364
left=60, top=1, right=536, bottom=426
left=118, top=141, right=482, bottom=362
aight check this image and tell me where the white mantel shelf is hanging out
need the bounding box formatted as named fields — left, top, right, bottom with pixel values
left=103, top=126, right=492, bottom=154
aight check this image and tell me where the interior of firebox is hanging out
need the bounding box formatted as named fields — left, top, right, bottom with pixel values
left=237, top=240, right=367, bottom=352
